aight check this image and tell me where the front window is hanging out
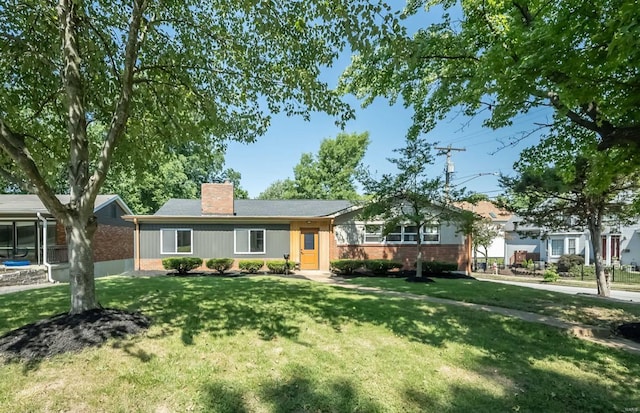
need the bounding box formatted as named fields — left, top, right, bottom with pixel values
left=235, top=229, right=266, bottom=254
left=161, top=229, right=192, bottom=254
left=364, top=224, right=383, bottom=243
left=568, top=238, right=576, bottom=255
left=421, top=225, right=440, bottom=243
left=403, top=225, right=418, bottom=242
left=551, top=239, right=563, bottom=256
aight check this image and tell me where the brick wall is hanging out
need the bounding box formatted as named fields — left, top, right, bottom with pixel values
left=201, top=182, right=234, bottom=215
left=94, top=224, right=133, bottom=262
left=332, top=243, right=467, bottom=271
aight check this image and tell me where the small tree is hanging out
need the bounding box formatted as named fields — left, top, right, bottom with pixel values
left=359, top=136, right=461, bottom=278
left=472, top=217, right=501, bottom=271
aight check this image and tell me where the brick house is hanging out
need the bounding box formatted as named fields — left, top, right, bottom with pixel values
left=125, top=182, right=469, bottom=272
left=0, top=194, right=134, bottom=284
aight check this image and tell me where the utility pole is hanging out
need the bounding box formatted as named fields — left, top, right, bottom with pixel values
left=435, top=145, right=466, bottom=200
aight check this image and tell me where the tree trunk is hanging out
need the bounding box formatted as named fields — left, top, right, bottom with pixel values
left=416, top=241, right=423, bottom=278
left=66, top=215, right=99, bottom=314
left=588, top=221, right=610, bottom=297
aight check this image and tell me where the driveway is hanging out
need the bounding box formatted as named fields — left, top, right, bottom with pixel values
left=477, top=278, right=640, bottom=303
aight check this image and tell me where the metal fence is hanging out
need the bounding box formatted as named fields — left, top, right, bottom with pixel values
left=576, top=265, right=640, bottom=284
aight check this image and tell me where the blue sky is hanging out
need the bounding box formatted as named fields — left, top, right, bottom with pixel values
left=224, top=5, right=555, bottom=199
left=225, top=97, right=553, bottom=199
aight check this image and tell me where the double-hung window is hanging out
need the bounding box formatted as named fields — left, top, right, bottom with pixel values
left=568, top=238, right=576, bottom=255
left=551, top=239, right=564, bottom=256
left=364, top=224, right=383, bottom=243
left=235, top=229, right=266, bottom=254
left=421, top=225, right=440, bottom=243
left=161, top=228, right=192, bottom=254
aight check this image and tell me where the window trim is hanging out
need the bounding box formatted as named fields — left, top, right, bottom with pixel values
left=234, top=228, right=266, bottom=255
left=160, top=228, right=193, bottom=255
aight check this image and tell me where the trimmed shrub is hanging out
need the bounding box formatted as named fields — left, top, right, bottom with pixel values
left=266, top=260, right=294, bottom=274
left=330, top=259, right=364, bottom=275
left=557, top=254, right=584, bottom=272
left=238, top=259, right=264, bottom=273
left=162, top=257, right=203, bottom=275
left=418, top=261, right=458, bottom=274
left=206, top=258, right=235, bottom=274
left=363, top=259, right=403, bottom=275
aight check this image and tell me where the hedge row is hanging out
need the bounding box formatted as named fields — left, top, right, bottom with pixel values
left=161, top=257, right=295, bottom=275
left=330, top=259, right=458, bottom=275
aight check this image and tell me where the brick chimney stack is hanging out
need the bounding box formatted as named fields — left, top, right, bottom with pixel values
left=201, top=182, right=234, bottom=215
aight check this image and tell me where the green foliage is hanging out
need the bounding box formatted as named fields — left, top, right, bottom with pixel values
left=266, top=260, right=294, bottom=274
left=543, top=267, right=560, bottom=283
left=0, top=0, right=397, bottom=311
left=205, top=258, right=235, bottom=275
left=568, top=265, right=595, bottom=278
left=419, top=261, right=458, bottom=274
left=557, top=254, right=585, bottom=273
left=238, top=260, right=265, bottom=274
left=330, top=259, right=364, bottom=275
left=162, top=257, right=203, bottom=275
left=363, top=259, right=403, bottom=275
left=340, top=0, right=640, bottom=150
left=259, top=132, right=370, bottom=200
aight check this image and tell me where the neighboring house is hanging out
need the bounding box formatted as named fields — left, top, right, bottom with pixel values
left=504, top=217, right=640, bottom=268
left=458, top=200, right=512, bottom=262
left=0, top=194, right=134, bottom=284
left=125, top=182, right=469, bottom=272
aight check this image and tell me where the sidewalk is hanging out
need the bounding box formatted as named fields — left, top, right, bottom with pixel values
left=295, top=271, right=640, bottom=354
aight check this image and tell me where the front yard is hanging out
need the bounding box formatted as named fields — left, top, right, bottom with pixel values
left=0, top=275, right=639, bottom=412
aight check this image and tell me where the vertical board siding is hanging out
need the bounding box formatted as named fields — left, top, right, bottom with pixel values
left=140, top=223, right=290, bottom=259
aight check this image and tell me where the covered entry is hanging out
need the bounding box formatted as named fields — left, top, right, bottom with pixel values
left=289, top=219, right=332, bottom=271
left=300, top=228, right=319, bottom=270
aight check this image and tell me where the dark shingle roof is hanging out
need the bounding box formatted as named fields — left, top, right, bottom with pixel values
left=154, top=199, right=353, bottom=217
left=0, top=194, right=129, bottom=215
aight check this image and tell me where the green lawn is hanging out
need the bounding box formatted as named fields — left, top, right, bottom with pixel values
left=347, top=276, right=640, bottom=328
left=1, top=275, right=639, bottom=412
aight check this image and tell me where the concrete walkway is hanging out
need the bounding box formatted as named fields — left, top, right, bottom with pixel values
left=296, top=271, right=640, bottom=354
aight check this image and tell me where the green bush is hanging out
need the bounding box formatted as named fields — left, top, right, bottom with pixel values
left=557, top=254, right=584, bottom=272
left=568, top=264, right=595, bottom=278
left=418, top=261, right=458, bottom=274
left=330, top=259, right=364, bottom=275
left=363, top=259, right=403, bottom=275
left=543, top=266, right=559, bottom=282
left=266, top=260, right=294, bottom=274
left=206, top=258, right=235, bottom=274
left=162, top=257, right=203, bottom=275
left=238, top=259, right=264, bottom=273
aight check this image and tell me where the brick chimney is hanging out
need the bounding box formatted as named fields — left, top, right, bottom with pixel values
left=201, top=182, right=234, bottom=215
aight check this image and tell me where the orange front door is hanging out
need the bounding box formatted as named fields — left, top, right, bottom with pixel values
left=300, top=229, right=319, bottom=270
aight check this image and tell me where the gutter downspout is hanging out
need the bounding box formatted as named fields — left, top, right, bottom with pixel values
left=134, top=218, right=140, bottom=271
left=37, top=212, right=55, bottom=283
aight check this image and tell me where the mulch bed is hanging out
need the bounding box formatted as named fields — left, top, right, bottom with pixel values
left=616, top=323, right=640, bottom=343
left=0, top=308, right=151, bottom=362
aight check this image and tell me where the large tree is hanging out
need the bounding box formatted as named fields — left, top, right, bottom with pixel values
left=501, top=125, right=640, bottom=297
left=340, top=1, right=640, bottom=150
left=105, top=142, right=248, bottom=214
left=0, top=0, right=395, bottom=313
left=258, top=131, right=369, bottom=200
left=359, top=136, right=463, bottom=278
